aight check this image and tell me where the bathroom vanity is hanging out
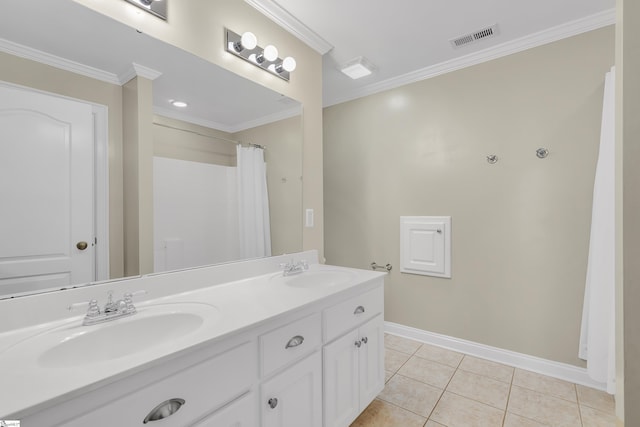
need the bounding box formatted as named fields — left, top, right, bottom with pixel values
left=0, top=251, right=385, bottom=427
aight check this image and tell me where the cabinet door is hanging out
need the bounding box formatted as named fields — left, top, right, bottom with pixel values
left=323, top=329, right=360, bottom=427
left=191, top=392, right=256, bottom=427
left=358, top=315, right=385, bottom=409
left=261, top=352, right=322, bottom=427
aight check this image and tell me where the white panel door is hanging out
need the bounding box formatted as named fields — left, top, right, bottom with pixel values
left=400, top=216, right=451, bottom=278
left=0, top=84, right=95, bottom=296
left=323, top=329, right=360, bottom=427
left=358, top=315, right=385, bottom=410
left=262, top=352, right=322, bottom=427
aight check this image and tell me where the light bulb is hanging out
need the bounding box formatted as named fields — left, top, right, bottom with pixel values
left=282, top=57, right=297, bottom=72
left=263, top=45, right=279, bottom=62
left=240, top=32, right=257, bottom=50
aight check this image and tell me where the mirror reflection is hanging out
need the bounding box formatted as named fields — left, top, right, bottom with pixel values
left=0, top=0, right=302, bottom=299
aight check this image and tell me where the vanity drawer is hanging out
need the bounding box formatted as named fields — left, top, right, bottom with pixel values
left=324, top=285, right=384, bottom=342
left=260, top=312, right=321, bottom=377
left=60, top=341, right=256, bottom=427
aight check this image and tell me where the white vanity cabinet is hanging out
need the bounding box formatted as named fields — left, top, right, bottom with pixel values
left=23, top=340, right=257, bottom=427
left=261, top=352, right=323, bottom=427
left=323, top=287, right=385, bottom=427
left=191, top=392, right=257, bottom=427
left=9, top=260, right=385, bottom=427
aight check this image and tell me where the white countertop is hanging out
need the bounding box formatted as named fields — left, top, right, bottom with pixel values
left=0, top=255, right=385, bottom=418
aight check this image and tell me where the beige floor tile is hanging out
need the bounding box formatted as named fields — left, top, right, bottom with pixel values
left=507, top=385, right=581, bottom=426
left=378, top=374, right=443, bottom=417
left=513, top=368, right=577, bottom=402
left=577, top=384, right=615, bottom=413
left=398, top=356, right=456, bottom=389
left=430, top=391, right=505, bottom=427
left=503, top=412, right=547, bottom=426
left=425, top=420, right=446, bottom=426
left=385, top=348, right=411, bottom=373
left=385, top=370, right=394, bottom=383
left=384, top=334, right=422, bottom=355
left=414, top=343, right=464, bottom=368
left=350, top=399, right=427, bottom=427
left=580, top=404, right=617, bottom=427
left=446, top=369, right=511, bottom=409
left=458, top=355, right=514, bottom=384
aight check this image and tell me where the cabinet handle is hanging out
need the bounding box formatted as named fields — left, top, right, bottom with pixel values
left=361, top=336, right=368, bottom=344
left=268, top=397, right=278, bottom=409
left=353, top=305, right=365, bottom=315
left=143, top=398, right=185, bottom=423
left=285, top=335, right=305, bottom=349
left=355, top=340, right=362, bottom=348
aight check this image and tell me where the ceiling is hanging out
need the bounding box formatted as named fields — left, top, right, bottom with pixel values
left=0, top=0, right=615, bottom=127
left=0, top=0, right=300, bottom=133
left=245, top=0, right=615, bottom=106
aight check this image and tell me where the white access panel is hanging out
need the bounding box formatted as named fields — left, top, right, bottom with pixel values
left=400, top=216, right=451, bottom=278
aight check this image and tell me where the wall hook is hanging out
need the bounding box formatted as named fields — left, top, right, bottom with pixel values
left=486, top=154, right=498, bottom=164
left=536, top=148, right=549, bottom=159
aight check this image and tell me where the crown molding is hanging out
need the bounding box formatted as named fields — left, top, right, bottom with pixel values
left=244, top=0, right=333, bottom=54
left=325, top=8, right=616, bottom=107
left=0, top=37, right=120, bottom=85
left=154, top=106, right=235, bottom=133
left=229, top=104, right=302, bottom=133
left=118, top=62, right=163, bottom=84
left=154, top=105, right=302, bottom=134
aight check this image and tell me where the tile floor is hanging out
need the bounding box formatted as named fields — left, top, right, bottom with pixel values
left=351, top=334, right=616, bottom=427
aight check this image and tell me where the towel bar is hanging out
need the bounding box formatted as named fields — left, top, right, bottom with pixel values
left=371, top=262, right=392, bottom=272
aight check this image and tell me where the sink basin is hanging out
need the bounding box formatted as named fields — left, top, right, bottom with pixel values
left=5, top=303, right=219, bottom=368
left=283, top=269, right=357, bottom=288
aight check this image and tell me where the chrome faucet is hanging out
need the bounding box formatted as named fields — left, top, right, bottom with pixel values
left=280, top=259, right=309, bottom=276
left=69, top=290, right=147, bottom=326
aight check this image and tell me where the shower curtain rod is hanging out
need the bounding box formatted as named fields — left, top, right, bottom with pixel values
left=153, top=122, right=265, bottom=149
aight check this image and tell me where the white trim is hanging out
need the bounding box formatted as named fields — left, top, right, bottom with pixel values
left=154, top=105, right=302, bottom=133
left=325, top=8, right=616, bottom=107
left=384, top=321, right=608, bottom=392
left=244, top=0, right=333, bottom=54
left=0, top=37, right=120, bottom=85
left=92, top=105, right=110, bottom=282
left=119, top=63, right=163, bottom=84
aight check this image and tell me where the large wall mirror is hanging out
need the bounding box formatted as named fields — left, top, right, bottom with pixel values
left=0, top=0, right=302, bottom=299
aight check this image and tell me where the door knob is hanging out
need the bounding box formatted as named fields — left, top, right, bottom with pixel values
left=76, top=241, right=88, bottom=250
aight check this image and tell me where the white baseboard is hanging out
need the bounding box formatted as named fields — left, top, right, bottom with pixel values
left=384, top=321, right=606, bottom=391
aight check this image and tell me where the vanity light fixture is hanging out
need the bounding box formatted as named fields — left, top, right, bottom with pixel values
left=340, top=56, right=375, bottom=79
left=124, top=0, right=167, bottom=20
left=226, top=29, right=297, bottom=81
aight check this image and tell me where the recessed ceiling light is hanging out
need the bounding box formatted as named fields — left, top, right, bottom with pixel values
left=340, top=56, right=375, bottom=80
left=170, top=100, right=188, bottom=108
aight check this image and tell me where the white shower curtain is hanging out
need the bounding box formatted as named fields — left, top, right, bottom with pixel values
left=236, top=145, right=272, bottom=259
left=579, top=66, right=615, bottom=394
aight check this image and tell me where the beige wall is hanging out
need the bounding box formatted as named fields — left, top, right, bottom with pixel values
left=122, top=76, right=154, bottom=276
left=619, top=0, right=640, bottom=424
left=0, top=51, right=125, bottom=279
left=73, top=0, right=324, bottom=260
left=324, top=27, right=614, bottom=366
left=234, top=116, right=304, bottom=255
left=153, top=116, right=236, bottom=166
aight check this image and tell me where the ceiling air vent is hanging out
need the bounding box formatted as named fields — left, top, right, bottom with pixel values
left=450, top=24, right=499, bottom=49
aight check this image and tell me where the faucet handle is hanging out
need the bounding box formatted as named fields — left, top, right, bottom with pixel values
left=68, top=299, right=101, bottom=317
left=123, top=290, right=147, bottom=313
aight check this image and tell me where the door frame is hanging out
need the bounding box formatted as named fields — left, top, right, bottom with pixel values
left=0, top=80, right=110, bottom=283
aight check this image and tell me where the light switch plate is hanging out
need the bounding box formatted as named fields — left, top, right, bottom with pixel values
left=305, top=209, right=314, bottom=228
